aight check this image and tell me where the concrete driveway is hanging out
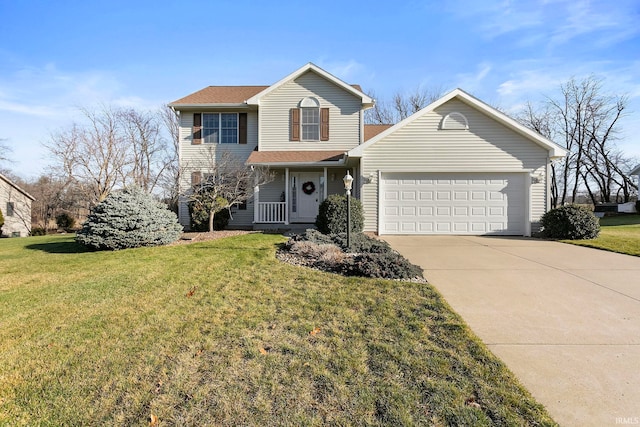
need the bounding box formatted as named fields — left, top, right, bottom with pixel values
left=383, top=235, right=640, bottom=427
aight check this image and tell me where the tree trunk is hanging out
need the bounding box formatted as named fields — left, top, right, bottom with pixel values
left=208, top=210, right=215, bottom=233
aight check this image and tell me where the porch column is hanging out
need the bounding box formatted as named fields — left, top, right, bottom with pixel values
left=284, top=168, right=290, bottom=224
left=253, top=183, right=260, bottom=223
left=323, top=167, right=328, bottom=200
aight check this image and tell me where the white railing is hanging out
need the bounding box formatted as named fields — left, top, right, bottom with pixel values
left=257, top=202, right=286, bottom=223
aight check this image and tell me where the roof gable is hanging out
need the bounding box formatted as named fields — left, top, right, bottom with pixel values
left=0, top=173, right=35, bottom=201
left=630, top=165, right=640, bottom=175
left=349, top=88, right=568, bottom=159
left=246, top=63, right=374, bottom=108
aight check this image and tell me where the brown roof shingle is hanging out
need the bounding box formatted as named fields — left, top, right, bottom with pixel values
left=364, top=124, right=393, bottom=141
left=246, top=151, right=345, bottom=165
left=170, top=86, right=269, bottom=105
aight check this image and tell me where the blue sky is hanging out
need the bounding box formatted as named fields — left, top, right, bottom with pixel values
left=1, top=0, right=639, bottom=179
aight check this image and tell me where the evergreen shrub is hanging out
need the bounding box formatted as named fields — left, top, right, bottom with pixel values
left=56, top=212, right=75, bottom=232
left=76, top=187, right=183, bottom=250
left=341, top=252, right=424, bottom=280
left=188, top=201, right=230, bottom=231
left=30, top=227, right=47, bottom=236
left=540, top=205, right=600, bottom=240
left=315, top=194, right=364, bottom=235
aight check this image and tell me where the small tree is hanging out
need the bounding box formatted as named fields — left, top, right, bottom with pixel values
left=76, top=187, right=182, bottom=250
left=0, top=207, right=4, bottom=236
left=186, top=150, right=273, bottom=232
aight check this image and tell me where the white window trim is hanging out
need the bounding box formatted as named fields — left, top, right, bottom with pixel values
left=202, top=112, right=239, bottom=144
left=441, top=111, right=469, bottom=130
left=300, top=107, right=320, bottom=141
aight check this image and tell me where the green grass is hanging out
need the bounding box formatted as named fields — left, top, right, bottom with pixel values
left=563, top=214, right=640, bottom=256
left=0, top=234, right=555, bottom=426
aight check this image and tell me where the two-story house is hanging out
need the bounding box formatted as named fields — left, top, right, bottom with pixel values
left=169, top=63, right=566, bottom=236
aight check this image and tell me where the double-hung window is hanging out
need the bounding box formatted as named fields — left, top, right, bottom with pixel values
left=203, top=113, right=238, bottom=144
left=6, top=202, right=14, bottom=217
left=301, top=108, right=320, bottom=141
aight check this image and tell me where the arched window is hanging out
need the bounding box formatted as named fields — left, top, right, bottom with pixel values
left=441, top=112, right=469, bottom=130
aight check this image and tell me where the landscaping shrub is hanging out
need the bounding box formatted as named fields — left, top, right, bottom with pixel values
left=30, top=227, right=47, bottom=236
left=189, top=201, right=230, bottom=231
left=287, top=240, right=345, bottom=271
left=341, top=251, right=423, bottom=279
left=540, top=204, right=600, bottom=240
left=0, top=207, right=3, bottom=236
left=56, top=212, right=75, bottom=232
left=315, top=194, right=364, bottom=235
left=282, top=229, right=424, bottom=280
left=636, top=200, right=640, bottom=213
left=76, top=187, right=183, bottom=250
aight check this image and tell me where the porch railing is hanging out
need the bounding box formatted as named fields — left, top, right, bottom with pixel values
left=256, top=202, right=286, bottom=223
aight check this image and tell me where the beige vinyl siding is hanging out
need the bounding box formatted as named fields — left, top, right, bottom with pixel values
left=178, top=110, right=258, bottom=228
left=0, top=179, right=33, bottom=237
left=259, top=71, right=362, bottom=151
left=360, top=99, right=549, bottom=233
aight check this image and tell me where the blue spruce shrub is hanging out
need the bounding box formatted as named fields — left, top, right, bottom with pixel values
left=76, top=187, right=183, bottom=250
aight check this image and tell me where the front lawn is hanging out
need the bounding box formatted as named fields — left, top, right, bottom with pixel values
left=0, top=234, right=555, bottom=426
left=564, top=214, right=640, bottom=256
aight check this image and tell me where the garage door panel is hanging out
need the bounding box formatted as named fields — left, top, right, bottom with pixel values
left=381, top=172, right=526, bottom=235
left=384, top=191, right=398, bottom=201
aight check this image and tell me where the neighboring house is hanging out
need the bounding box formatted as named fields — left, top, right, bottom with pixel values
left=0, top=173, right=35, bottom=237
left=169, top=63, right=567, bottom=236
left=631, top=165, right=640, bottom=196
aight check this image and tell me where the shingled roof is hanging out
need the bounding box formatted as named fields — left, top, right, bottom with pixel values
left=246, top=150, right=345, bottom=165
left=170, top=86, right=269, bottom=105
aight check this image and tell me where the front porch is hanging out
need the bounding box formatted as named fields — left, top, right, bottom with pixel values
left=252, top=166, right=357, bottom=226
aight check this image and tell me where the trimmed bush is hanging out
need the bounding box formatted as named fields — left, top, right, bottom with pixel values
left=341, top=251, right=424, bottom=280
left=315, top=194, right=364, bottom=235
left=56, top=212, right=76, bottom=232
left=76, top=187, right=183, bottom=250
left=540, top=205, right=600, bottom=240
left=30, top=227, right=46, bottom=236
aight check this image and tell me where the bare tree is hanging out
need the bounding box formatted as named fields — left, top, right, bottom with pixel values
left=186, top=149, right=273, bottom=232
left=365, top=86, right=444, bottom=124
left=519, top=76, right=634, bottom=206
left=119, top=108, right=172, bottom=193
left=159, top=105, right=181, bottom=212
left=0, top=138, right=11, bottom=164
left=45, top=105, right=179, bottom=206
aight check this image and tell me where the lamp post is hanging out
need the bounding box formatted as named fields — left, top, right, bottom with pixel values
left=343, top=171, right=354, bottom=250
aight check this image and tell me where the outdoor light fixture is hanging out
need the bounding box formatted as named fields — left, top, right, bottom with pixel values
left=343, top=171, right=354, bottom=249
left=343, top=171, right=354, bottom=194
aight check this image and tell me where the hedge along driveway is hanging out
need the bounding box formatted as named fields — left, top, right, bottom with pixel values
left=0, top=233, right=555, bottom=426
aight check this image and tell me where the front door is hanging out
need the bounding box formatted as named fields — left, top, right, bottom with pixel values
left=291, top=172, right=321, bottom=222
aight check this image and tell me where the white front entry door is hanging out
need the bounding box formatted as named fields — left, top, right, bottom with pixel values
left=291, top=172, right=321, bottom=222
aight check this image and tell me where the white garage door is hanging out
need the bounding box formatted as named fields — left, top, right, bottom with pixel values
left=381, top=172, right=526, bottom=235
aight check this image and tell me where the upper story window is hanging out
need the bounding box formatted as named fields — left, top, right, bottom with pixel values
left=301, top=107, right=320, bottom=141
left=441, top=112, right=469, bottom=130
left=193, top=113, right=247, bottom=145
left=290, top=97, right=329, bottom=142
left=203, top=113, right=238, bottom=144
left=6, top=202, right=14, bottom=217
